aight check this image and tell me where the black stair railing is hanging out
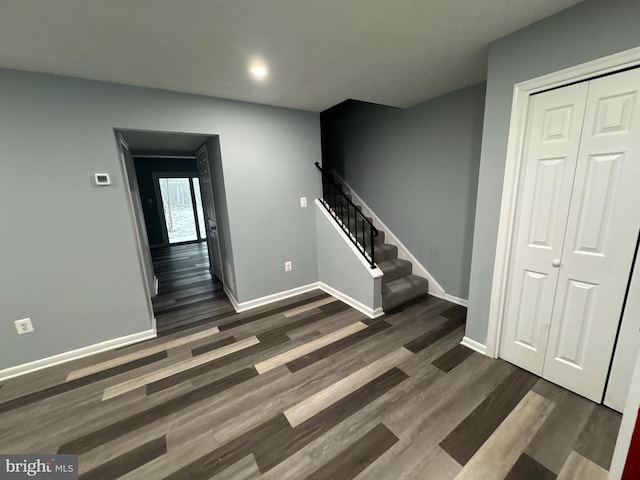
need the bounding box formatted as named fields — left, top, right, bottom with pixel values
left=315, top=162, right=378, bottom=268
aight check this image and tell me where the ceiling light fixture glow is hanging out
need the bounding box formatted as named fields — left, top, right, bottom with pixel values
left=249, top=62, right=269, bottom=80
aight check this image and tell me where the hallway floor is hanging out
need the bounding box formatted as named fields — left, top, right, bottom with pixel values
left=151, top=242, right=230, bottom=335
left=0, top=247, right=622, bottom=479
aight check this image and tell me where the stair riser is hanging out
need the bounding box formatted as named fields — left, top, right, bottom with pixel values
left=355, top=230, right=385, bottom=245
left=381, top=263, right=412, bottom=283
left=374, top=244, right=398, bottom=263
left=382, top=276, right=430, bottom=311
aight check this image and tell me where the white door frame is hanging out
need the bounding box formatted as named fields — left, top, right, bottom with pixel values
left=485, top=46, right=640, bottom=359
left=115, top=133, right=157, bottom=333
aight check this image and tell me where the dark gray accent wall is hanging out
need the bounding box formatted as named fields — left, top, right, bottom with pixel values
left=321, top=83, right=486, bottom=299
left=133, top=158, right=198, bottom=247
left=466, top=0, right=640, bottom=344
left=0, top=68, right=320, bottom=370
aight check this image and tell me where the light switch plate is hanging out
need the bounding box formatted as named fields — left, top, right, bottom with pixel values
left=300, top=197, right=307, bottom=208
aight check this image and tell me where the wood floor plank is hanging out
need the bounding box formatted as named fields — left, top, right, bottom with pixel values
left=253, top=368, right=409, bottom=473
left=403, top=316, right=466, bottom=354
left=255, top=322, right=368, bottom=374
left=304, top=423, right=398, bottom=480
left=283, top=296, right=337, bottom=317
left=526, top=381, right=594, bottom=474
left=285, top=347, right=413, bottom=427
left=364, top=357, right=511, bottom=480
left=453, top=391, right=555, bottom=480
left=210, top=454, right=262, bottom=480
left=67, top=328, right=220, bottom=380
left=58, top=368, right=259, bottom=455
left=286, top=320, right=392, bottom=372
left=574, top=406, right=622, bottom=471
left=557, top=451, right=608, bottom=480
left=215, top=293, right=330, bottom=332
left=78, top=436, right=167, bottom=480
left=0, top=351, right=168, bottom=414
left=163, top=415, right=291, bottom=480
left=102, top=336, right=259, bottom=400
left=439, top=368, right=538, bottom=466
left=145, top=337, right=238, bottom=394
left=504, top=453, right=556, bottom=480
left=432, top=344, right=474, bottom=372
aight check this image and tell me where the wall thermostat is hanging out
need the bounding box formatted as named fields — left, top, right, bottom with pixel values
left=94, top=173, right=111, bottom=186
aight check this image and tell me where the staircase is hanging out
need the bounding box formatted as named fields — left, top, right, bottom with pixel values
left=316, top=163, right=430, bottom=312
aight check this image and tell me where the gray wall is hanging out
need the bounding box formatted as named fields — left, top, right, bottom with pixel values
left=321, top=83, right=485, bottom=299
left=316, top=202, right=382, bottom=311
left=0, top=68, right=320, bottom=370
left=466, top=0, right=640, bottom=343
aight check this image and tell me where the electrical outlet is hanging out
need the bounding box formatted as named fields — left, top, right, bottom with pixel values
left=300, top=197, right=307, bottom=208
left=15, top=318, right=34, bottom=335
left=284, top=261, right=292, bottom=272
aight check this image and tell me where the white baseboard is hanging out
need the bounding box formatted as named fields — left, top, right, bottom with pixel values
left=0, top=329, right=157, bottom=382
left=227, top=281, right=383, bottom=319
left=234, top=283, right=322, bottom=313
left=461, top=336, right=487, bottom=356
left=331, top=172, right=446, bottom=298
left=223, top=285, right=241, bottom=313
left=443, top=294, right=469, bottom=307
left=318, top=282, right=384, bottom=319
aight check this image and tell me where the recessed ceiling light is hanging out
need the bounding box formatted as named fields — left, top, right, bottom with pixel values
left=249, top=62, right=269, bottom=80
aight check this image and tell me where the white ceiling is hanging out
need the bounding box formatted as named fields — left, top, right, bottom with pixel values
left=0, top=0, right=581, bottom=112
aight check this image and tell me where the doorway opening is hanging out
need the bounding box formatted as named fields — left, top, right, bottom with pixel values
left=114, top=129, right=234, bottom=333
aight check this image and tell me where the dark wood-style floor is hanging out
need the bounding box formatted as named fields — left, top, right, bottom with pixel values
left=151, top=242, right=230, bottom=335
left=0, top=243, right=621, bottom=479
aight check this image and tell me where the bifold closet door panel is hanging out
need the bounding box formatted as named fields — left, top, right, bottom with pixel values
left=500, top=83, right=589, bottom=375
left=542, top=68, right=640, bottom=403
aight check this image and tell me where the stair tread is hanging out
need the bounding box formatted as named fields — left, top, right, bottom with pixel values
left=378, top=258, right=412, bottom=270
left=378, top=258, right=412, bottom=283
left=383, top=274, right=429, bottom=293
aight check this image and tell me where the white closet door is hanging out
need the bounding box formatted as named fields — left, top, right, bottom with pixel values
left=542, top=68, right=640, bottom=402
left=500, top=83, right=589, bottom=374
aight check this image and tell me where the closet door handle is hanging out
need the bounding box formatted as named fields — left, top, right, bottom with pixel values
left=552, top=259, right=561, bottom=267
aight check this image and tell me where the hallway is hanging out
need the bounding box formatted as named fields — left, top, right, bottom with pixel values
left=151, top=242, right=230, bottom=335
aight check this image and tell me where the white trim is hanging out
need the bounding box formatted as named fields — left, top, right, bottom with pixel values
left=315, top=199, right=383, bottom=279
left=234, top=282, right=323, bottom=313
left=223, top=285, right=241, bottom=313
left=318, top=282, right=385, bottom=319
left=461, top=336, right=487, bottom=356
left=330, top=172, right=446, bottom=297
left=0, top=329, right=157, bottom=382
left=485, top=45, right=640, bottom=359
left=226, top=281, right=384, bottom=319
left=443, top=293, right=469, bottom=307
left=116, top=133, right=156, bottom=333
